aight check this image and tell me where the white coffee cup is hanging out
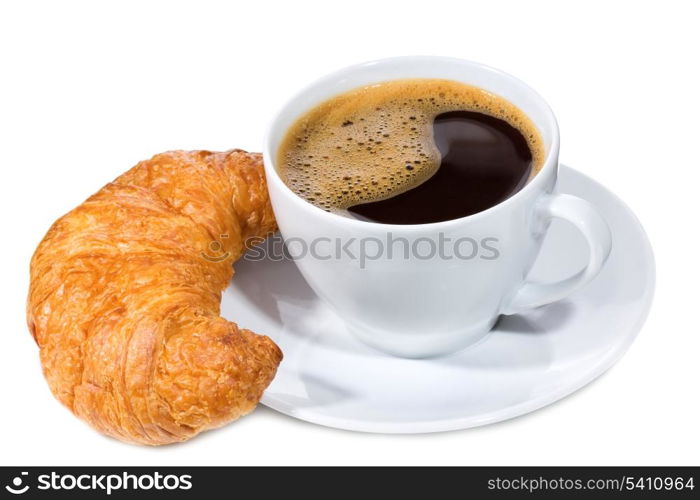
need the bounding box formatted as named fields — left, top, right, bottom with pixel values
left=263, top=56, right=612, bottom=358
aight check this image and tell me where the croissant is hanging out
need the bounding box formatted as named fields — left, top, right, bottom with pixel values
left=27, top=149, right=282, bottom=445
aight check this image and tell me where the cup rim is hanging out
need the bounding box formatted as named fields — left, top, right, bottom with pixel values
left=263, top=56, right=560, bottom=231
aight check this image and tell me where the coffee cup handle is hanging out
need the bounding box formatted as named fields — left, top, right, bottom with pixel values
left=501, top=193, right=612, bottom=315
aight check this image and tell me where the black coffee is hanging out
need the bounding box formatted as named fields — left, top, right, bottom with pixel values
left=348, top=111, right=533, bottom=224
left=278, top=79, right=544, bottom=224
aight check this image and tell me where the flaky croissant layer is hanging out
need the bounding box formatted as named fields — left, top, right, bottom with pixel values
left=27, top=150, right=282, bottom=445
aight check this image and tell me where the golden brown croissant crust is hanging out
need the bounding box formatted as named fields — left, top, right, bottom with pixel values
left=27, top=150, right=282, bottom=445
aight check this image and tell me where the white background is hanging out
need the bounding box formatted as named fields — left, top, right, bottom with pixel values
left=1, top=0, right=698, bottom=466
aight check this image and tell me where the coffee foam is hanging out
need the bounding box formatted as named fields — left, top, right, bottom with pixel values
left=277, top=79, right=545, bottom=212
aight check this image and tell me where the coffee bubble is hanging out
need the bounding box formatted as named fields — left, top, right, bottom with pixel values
left=277, top=79, right=544, bottom=214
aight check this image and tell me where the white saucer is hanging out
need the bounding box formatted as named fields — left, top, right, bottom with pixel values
left=221, top=165, right=655, bottom=433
